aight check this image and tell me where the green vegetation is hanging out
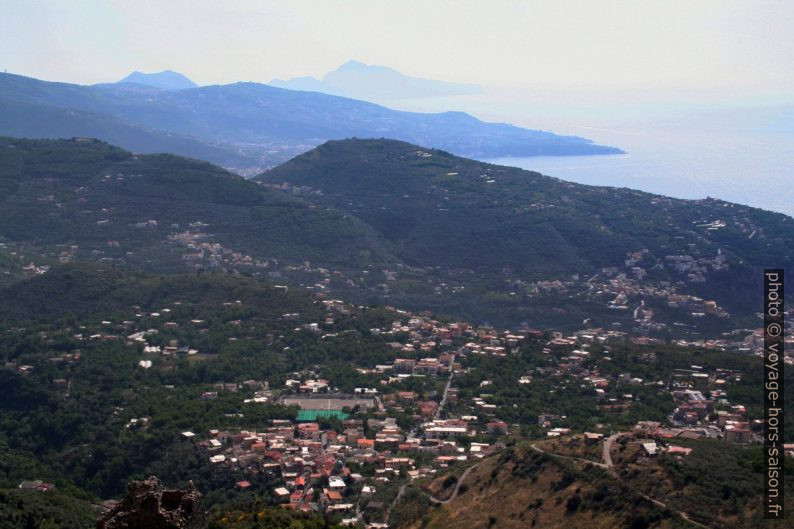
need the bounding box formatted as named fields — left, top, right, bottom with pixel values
left=0, top=136, right=391, bottom=272
left=0, top=246, right=22, bottom=287
left=0, top=136, right=791, bottom=528
left=2, top=136, right=791, bottom=334
left=208, top=505, right=346, bottom=529
left=0, top=487, right=97, bottom=529
left=0, top=264, right=790, bottom=528
left=623, top=439, right=794, bottom=528
left=259, top=138, right=793, bottom=327
left=447, top=339, right=793, bottom=436
left=0, top=265, right=395, bottom=513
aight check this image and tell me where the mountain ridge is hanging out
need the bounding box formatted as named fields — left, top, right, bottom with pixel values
left=0, top=71, right=622, bottom=171
left=1, top=136, right=790, bottom=333
left=257, top=138, right=793, bottom=329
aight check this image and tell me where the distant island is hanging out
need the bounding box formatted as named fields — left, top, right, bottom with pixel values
left=270, top=59, right=484, bottom=101
left=115, top=69, right=198, bottom=90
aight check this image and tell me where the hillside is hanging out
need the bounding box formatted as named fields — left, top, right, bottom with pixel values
left=390, top=442, right=793, bottom=529
left=0, top=72, right=622, bottom=171
left=0, top=245, right=22, bottom=288
left=0, top=265, right=789, bottom=529
left=0, top=137, right=392, bottom=272
left=0, top=98, right=253, bottom=167
left=258, top=139, right=794, bottom=329
left=392, top=446, right=676, bottom=529
left=1, top=137, right=791, bottom=334
left=0, top=262, right=313, bottom=324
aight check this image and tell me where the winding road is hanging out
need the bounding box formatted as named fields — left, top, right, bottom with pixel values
left=383, top=461, right=481, bottom=526
left=602, top=432, right=622, bottom=469
left=384, top=357, right=459, bottom=526
left=530, top=442, right=608, bottom=469
left=531, top=435, right=712, bottom=529
left=387, top=436, right=711, bottom=528
left=425, top=462, right=480, bottom=504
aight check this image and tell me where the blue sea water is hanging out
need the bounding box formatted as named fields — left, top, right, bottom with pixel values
left=392, top=94, right=794, bottom=218
left=481, top=109, right=794, bottom=218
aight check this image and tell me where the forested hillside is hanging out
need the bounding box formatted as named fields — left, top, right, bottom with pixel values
left=259, top=139, right=794, bottom=327
left=2, top=137, right=792, bottom=335
left=0, top=137, right=392, bottom=271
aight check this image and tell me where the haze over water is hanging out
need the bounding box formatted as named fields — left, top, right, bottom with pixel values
left=393, top=93, right=794, bottom=218
left=3, top=1, right=792, bottom=217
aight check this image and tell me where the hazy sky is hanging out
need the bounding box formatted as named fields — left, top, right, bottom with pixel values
left=2, top=0, right=792, bottom=102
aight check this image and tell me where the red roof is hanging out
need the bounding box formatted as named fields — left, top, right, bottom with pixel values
left=327, top=490, right=343, bottom=501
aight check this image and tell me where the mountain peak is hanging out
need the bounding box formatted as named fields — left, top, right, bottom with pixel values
left=117, top=70, right=197, bottom=90
left=338, top=59, right=369, bottom=70
left=270, top=61, right=483, bottom=101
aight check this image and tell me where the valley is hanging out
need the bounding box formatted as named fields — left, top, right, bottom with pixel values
left=0, top=134, right=790, bottom=529
left=0, top=265, right=790, bottom=528
left=3, top=4, right=792, bottom=529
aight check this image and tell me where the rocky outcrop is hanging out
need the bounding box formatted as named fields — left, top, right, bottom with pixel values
left=97, top=476, right=206, bottom=529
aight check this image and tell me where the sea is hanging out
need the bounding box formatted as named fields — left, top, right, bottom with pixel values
left=392, top=93, right=794, bottom=218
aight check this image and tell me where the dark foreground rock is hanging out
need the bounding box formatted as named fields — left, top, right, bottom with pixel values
left=97, top=476, right=206, bottom=529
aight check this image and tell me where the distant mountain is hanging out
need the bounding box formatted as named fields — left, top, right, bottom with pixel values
left=270, top=59, right=484, bottom=101
left=0, top=72, right=622, bottom=171
left=0, top=98, right=253, bottom=167
left=116, top=69, right=198, bottom=90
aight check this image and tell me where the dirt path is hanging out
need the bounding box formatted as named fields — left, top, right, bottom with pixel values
left=383, top=483, right=407, bottom=526
left=530, top=442, right=609, bottom=469
left=425, top=462, right=480, bottom=504
left=434, top=357, right=455, bottom=419
left=532, top=438, right=712, bottom=529
left=602, top=432, right=622, bottom=468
